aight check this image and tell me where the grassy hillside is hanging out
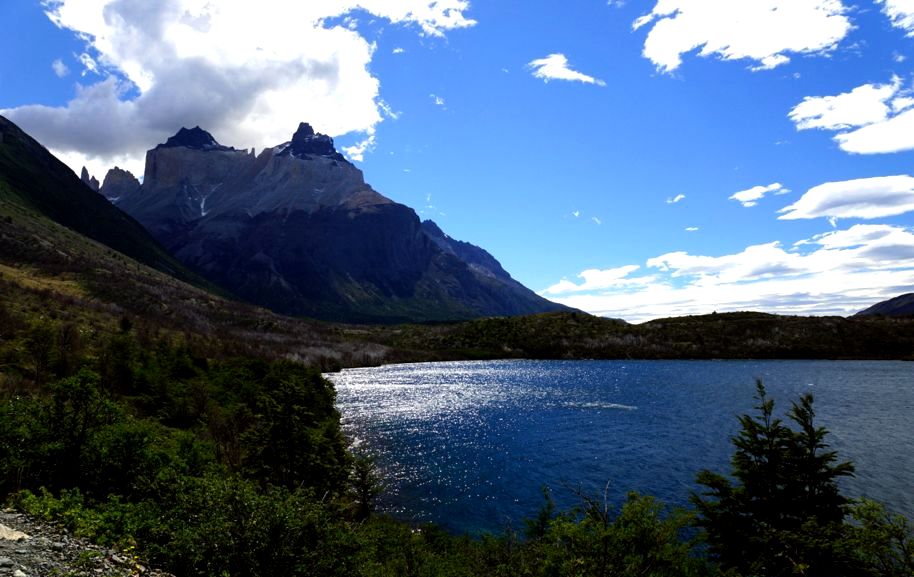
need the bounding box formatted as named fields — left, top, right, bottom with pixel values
left=0, top=116, right=212, bottom=287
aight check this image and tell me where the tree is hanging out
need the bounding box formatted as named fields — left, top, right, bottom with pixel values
left=693, top=380, right=856, bottom=576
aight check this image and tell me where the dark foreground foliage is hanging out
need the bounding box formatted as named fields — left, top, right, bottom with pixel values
left=0, top=321, right=911, bottom=576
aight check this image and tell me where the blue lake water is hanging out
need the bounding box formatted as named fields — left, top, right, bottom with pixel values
left=328, top=360, right=913, bottom=534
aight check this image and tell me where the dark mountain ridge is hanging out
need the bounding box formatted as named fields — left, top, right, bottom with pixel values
left=856, top=293, right=914, bottom=317
left=0, top=115, right=205, bottom=287
left=105, top=123, right=568, bottom=322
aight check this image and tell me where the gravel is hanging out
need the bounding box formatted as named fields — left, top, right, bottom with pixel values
left=0, top=510, right=174, bottom=577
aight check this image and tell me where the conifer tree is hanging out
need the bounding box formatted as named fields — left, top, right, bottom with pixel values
left=693, top=380, right=856, bottom=576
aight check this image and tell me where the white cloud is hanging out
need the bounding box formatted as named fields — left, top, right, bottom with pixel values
left=572, top=210, right=581, bottom=218
left=789, top=76, right=914, bottom=154
left=685, top=226, right=699, bottom=232
left=77, top=53, right=98, bottom=76
left=52, top=59, right=70, bottom=78
left=541, top=224, right=914, bottom=322
left=790, top=77, right=902, bottom=130
left=542, top=265, right=648, bottom=295
left=592, top=216, right=603, bottom=225
left=666, top=193, right=686, bottom=204
left=2, top=0, right=474, bottom=177
left=730, top=182, right=789, bottom=207
left=778, top=175, right=914, bottom=221
left=527, top=53, right=606, bottom=86
left=341, top=133, right=376, bottom=162
left=430, top=94, right=446, bottom=107
left=877, top=0, right=914, bottom=35
left=393, top=47, right=406, bottom=54
left=634, top=0, right=851, bottom=73
left=378, top=100, right=401, bottom=120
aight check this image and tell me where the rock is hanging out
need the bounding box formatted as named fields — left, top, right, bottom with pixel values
left=285, top=122, right=346, bottom=161
left=0, top=525, right=28, bottom=541
left=80, top=166, right=100, bottom=192
left=99, top=166, right=141, bottom=203
left=115, top=121, right=571, bottom=323
left=0, top=510, right=175, bottom=576
left=157, top=126, right=232, bottom=151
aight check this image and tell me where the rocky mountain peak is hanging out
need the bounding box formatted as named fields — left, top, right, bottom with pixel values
left=282, top=122, right=346, bottom=162
left=157, top=126, right=231, bottom=151
left=80, top=166, right=100, bottom=192
left=99, top=166, right=141, bottom=203
left=293, top=122, right=316, bottom=140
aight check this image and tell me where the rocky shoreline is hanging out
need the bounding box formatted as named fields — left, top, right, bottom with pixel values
left=0, top=510, right=173, bottom=577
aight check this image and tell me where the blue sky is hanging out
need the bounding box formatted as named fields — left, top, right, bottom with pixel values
left=3, top=0, right=914, bottom=321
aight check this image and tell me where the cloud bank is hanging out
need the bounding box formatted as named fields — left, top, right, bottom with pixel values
left=778, top=175, right=914, bottom=222
left=541, top=224, right=914, bottom=322
left=2, top=0, right=475, bottom=177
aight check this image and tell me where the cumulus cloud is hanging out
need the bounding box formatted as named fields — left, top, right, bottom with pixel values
left=789, top=76, right=914, bottom=154
left=790, top=77, right=902, bottom=130
left=540, top=224, right=914, bottom=322
left=877, top=0, right=914, bottom=35
left=778, top=175, right=914, bottom=221
left=633, top=0, right=851, bottom=73
left=666, top=194, right=686, bottom=204
left=528, top=53, right=606, bottom=86
left=730, top=182, right=789, bottom=207
left=1, top=0, right=475, bottom=177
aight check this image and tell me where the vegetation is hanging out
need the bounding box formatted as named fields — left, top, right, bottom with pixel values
left=362, top=310, right=914, bottom=361
left=1, top=310, right=911, bottom=576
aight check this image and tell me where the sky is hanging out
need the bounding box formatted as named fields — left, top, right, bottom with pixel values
left=2, top=0, right=914, bottom=322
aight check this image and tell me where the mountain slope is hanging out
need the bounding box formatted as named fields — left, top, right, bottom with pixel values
left=855, top=293, right=914, bottom=317
left=0, top=115, right=203, bottom=286
left=109, top=123, right=568, bottom=323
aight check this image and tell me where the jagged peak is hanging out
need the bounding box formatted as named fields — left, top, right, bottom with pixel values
left=278, top=121, right=348, bottom=163
left=80, top=166, right=100, bottom=192
left=157, top=126, right=233, bottom=151
left=101, top=165, right=140, bottom=186
left=421, top=219, right=450, bottom=240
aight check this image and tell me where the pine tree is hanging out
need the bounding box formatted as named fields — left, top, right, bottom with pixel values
left=693, top=380, right=856, bottom=576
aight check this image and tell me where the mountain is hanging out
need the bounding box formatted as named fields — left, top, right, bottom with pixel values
left=855, top=293, right=914, bottom=317
left=0, top=115, right=204, bottom=287
left=107, top=123, right=568, bottom=322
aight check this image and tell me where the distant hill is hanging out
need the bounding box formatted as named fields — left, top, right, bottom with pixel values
left=106, top=123, right=569, bottom=323
left=361, top=310, right=914, bottom=361
left=855, top=293, right=914, bottom=317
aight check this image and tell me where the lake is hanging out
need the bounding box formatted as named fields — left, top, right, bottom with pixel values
left=328, top=359, right=913, bottom=534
